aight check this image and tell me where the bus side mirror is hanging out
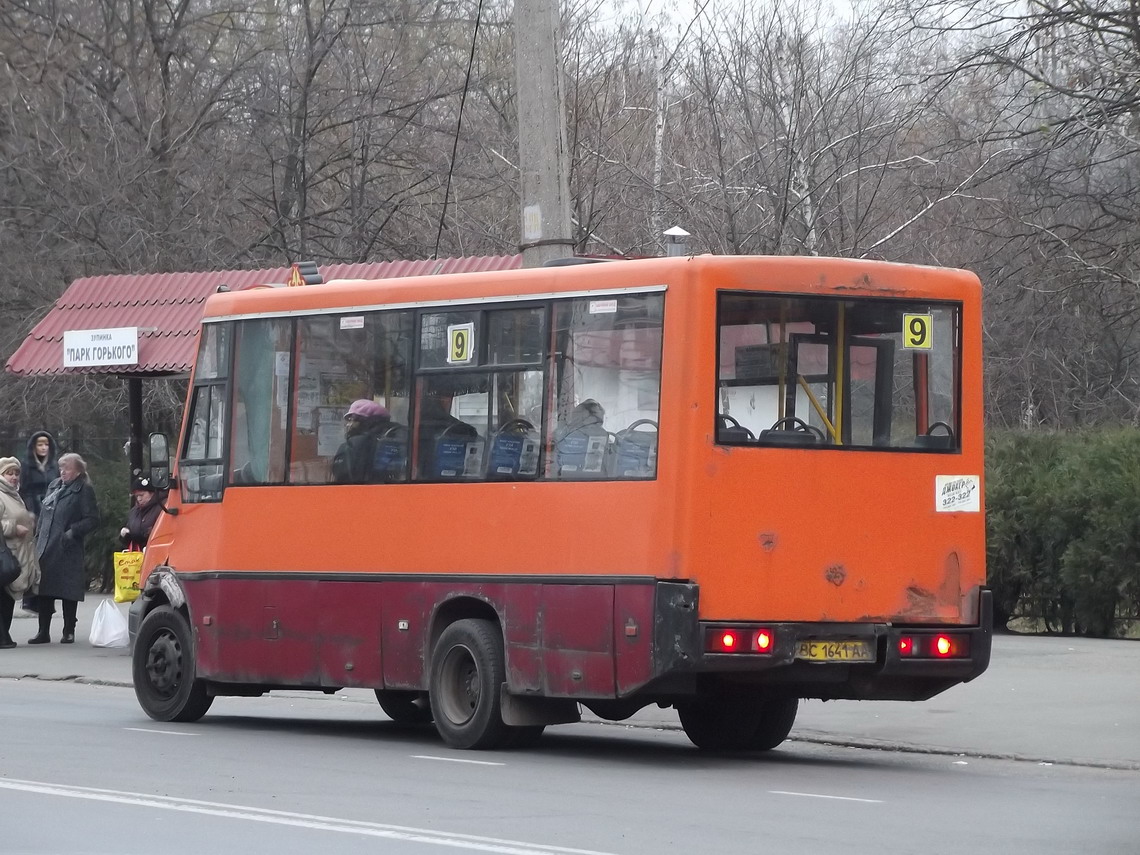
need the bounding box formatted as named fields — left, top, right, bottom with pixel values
left=149, top=432, right=171, bottom=490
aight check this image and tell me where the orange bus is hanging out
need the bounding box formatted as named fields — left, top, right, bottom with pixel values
left=129, top=255, right=991, bottom=751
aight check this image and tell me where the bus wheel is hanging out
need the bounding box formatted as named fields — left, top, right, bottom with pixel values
left=677, top=695, right=757, bottom=751
left=132, top=605, right=213, bottom=723
left=429, top=619, right=510, bottom=750
left=749, top=698, right=798, bottom=751
left=375, top=690, right=433, bottom=724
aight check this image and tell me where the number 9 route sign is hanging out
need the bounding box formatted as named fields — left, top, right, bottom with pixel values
left=902, top=313, right=933, bottom=350
left=447, top=322, right=475, bottom=364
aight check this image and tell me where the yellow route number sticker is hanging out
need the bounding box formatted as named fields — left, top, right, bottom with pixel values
left=447, top=323, right=475, bottom=364
left=902, top=313, right=933, bottom=350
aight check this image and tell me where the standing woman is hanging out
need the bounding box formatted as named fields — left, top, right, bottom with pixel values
left=0, top=458, right=39, bottom=649
left=32, top=453, right=98, bottom=644
left=120, top=476, right=164, bottom=549
left=19, top=431, right=59, bottom=520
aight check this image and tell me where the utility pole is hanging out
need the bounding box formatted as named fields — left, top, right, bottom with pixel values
left=514, top=0, right=574, bottom=268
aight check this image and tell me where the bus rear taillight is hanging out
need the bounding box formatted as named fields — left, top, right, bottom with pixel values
left=897, top=633, right=971, bottom=659
left=705, top=627, right=776, bottom=654
left=712, top=630, right=742, bottom=652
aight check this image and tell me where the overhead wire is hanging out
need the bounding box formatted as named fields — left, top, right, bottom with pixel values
left=434, top=0, right=485, bottom=259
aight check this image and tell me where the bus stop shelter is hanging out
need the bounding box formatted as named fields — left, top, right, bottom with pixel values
left=4, top=257, right=521, bottom=474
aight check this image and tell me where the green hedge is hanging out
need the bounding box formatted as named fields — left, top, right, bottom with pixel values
left=987, top=429, right=1140, bottom=637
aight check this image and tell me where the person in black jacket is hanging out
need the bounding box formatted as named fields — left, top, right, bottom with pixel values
left=330, top=399, right=391, bottom=484
left=19, top=430, right=59, bottom=520
left=120, top=477, right=163, bottom=550
left=30, top=452, right=99, bottom=645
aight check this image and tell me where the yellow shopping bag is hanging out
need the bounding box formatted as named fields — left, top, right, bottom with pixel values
left=113, top=549, right=144, bottom=603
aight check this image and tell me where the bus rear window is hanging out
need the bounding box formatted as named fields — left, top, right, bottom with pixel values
left=716, top=293, right=961, bottom=451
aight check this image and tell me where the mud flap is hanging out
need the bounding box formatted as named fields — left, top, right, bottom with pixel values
left=500, top=688, right=581, bottom=727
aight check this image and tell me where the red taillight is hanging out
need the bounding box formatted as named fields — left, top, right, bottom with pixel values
left=754, top=630, right=773, bottom=652
left=707, top=630, right=741, bottom=653
left=705, top=627, right=776, bottom=654
left=896, top=633, right=970, bottom=658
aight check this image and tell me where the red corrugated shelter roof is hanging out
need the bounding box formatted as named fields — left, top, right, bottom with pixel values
left=5, top=257, right=522, bottom=377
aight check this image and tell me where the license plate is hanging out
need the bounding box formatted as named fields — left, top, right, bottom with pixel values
left=795, top=640, right=875, bottom=662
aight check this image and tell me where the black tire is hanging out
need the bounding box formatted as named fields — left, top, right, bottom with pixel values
left=375, top=690, right=433, bottom=724
left=679, top=691, right=797, bottom=752
left=132, top=605, right=213, bottom=723
left=677, top=695, right=758, bottom=751
left=748, top=698, right=798, bottom=751
left=428, top=619, right=510, bottom=750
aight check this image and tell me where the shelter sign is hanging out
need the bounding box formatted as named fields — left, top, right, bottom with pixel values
left=63, top=327, right=139, bottom=368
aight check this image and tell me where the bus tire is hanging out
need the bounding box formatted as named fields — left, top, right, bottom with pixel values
left=132, top=605, right=213, bottom=723
left=375, top=690, right=433, bottom=724
left=677, top=695, right=757, bottom=751
left=429, top=618, right=510, bottom=750
left=749, top=697, right=798, bottom=751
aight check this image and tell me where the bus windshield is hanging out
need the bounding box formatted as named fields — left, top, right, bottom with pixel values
left=717, top=292, right=961, bottom=450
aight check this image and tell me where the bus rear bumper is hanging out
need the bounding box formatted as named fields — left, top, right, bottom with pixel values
left=689, top=589, right=993, bottom=702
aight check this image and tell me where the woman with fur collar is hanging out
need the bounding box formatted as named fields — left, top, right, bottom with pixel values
left=0, top=457, right=40, bottom=649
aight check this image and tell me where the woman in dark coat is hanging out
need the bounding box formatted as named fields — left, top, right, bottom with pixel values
left=19, top=430, right=59, bottom=519
left=120, top=476, right=163, bottom=550
left=31, top=452, right=99, bottom=644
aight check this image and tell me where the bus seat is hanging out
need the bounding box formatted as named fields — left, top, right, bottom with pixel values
left=554, top=423, right=611, bottom=477
left=610, top=419, right=658, bottom=478
left=487, top=419, right=540, bottom=479
left=914, top=434, right=954, bottom=450
left=759, top=417, right=825, bottom=446
left=914, top=422, right=954, bottom=450
left=433, top=420, right=482, bottom=479
left=717, top=414, right=755, bottom=443
left=372, top=423, right=409, bottom=481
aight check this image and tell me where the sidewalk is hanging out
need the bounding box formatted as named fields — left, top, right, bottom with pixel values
left=4, top=596, right=1139, bottom=769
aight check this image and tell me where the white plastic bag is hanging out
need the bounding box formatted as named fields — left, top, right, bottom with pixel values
left=89, top=599, right=129, bottom=648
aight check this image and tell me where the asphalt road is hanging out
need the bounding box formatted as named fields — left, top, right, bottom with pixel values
left=1, top=680, right=1136, bottom=855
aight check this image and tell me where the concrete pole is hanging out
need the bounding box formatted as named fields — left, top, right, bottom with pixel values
left=514, top=0, right=574, bottom=268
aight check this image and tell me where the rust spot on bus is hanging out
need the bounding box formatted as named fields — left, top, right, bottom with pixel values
left=905, top=585, right=938, bottom=616
left=758, top=532, right=777, bottom=552
left=824, top=564, right=846, bottom=586
left=941, top=550, right=962, bottom=602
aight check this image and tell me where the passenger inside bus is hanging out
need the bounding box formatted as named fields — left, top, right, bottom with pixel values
left=331, top=399, right=392, bottom=484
